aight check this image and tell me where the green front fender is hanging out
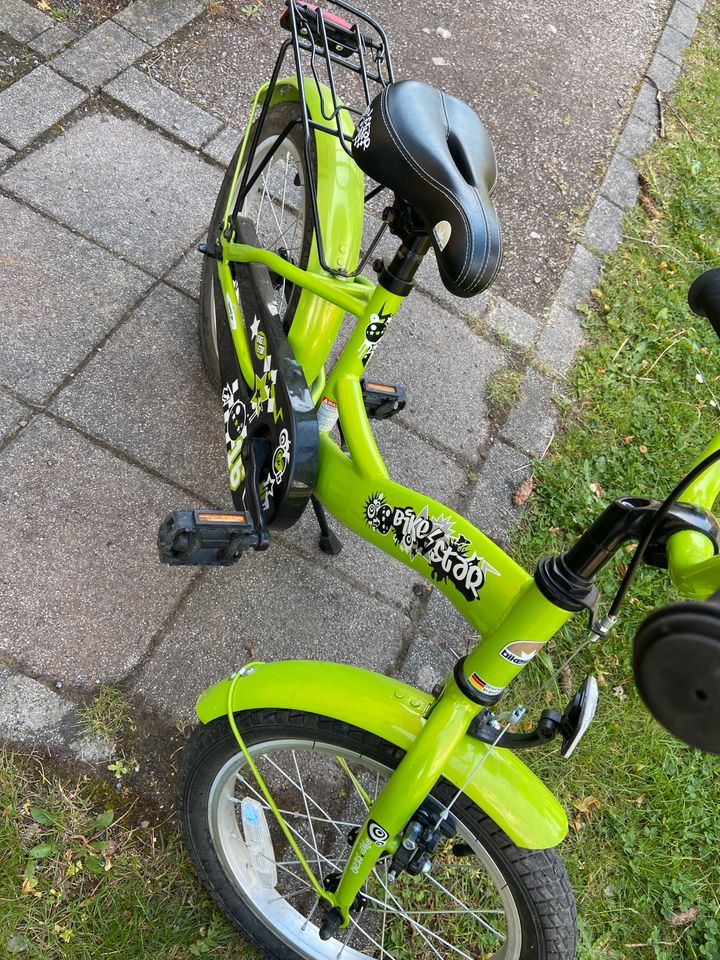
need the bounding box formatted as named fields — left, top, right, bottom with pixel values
left=195, top=660, right=568, bottom=850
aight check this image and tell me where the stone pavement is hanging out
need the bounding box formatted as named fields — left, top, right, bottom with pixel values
left=0, top=0, right=706, bottom=758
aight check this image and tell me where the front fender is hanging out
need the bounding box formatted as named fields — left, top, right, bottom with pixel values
left=196, top=660, right=568, bottom=850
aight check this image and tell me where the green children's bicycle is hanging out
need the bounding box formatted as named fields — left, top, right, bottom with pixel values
left=157, top=2, right=720, bottom=957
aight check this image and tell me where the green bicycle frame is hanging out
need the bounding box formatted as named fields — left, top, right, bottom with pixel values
left=203, top=73, right=720, bottom=928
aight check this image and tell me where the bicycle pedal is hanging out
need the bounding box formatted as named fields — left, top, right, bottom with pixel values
left=361, top=379, right=406, bottom=421
left=158, top=510, right=266, bottom=566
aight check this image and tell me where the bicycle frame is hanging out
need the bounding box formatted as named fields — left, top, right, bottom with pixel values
left=199, top=54, right=720, bottom=928
left=204, top=86, right=582, bottom=928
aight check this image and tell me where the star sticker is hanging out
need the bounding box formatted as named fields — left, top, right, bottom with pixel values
left=250, top=315, right=261, bottom=341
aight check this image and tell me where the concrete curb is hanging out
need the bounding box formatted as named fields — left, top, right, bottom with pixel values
left=530, top=0, right=706, bottom=391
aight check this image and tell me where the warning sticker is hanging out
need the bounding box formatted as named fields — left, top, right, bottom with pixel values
left=317, top=396, right=339, bottom=433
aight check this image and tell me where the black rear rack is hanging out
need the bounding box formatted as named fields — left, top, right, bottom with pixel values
left=230, top=0, right=395, bottom=278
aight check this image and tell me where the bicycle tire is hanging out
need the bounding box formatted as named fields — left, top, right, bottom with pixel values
left=179, top=708, right=577, bottom=960
left=199, top=103, right=317, bottom=390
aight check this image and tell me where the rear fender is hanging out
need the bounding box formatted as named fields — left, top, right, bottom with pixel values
left=195, top=660, right=568, bottom=849
left=258, top=76, right=365, bottom=384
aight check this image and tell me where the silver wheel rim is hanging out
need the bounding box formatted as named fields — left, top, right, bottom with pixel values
left=207, top=130, right=307, bottom=366
left=207, top=737, right=524, bottom=960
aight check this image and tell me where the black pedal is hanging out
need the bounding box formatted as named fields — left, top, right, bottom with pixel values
left=158, top=510, right=263, bottom=566
left=361, top=379, right=406, bottom=421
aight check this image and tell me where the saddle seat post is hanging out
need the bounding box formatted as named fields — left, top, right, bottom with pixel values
left=375, top=201, right=433, bottom=296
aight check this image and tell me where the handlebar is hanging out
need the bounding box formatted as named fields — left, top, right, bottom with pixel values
left=688, top=267, right=720, bottom=337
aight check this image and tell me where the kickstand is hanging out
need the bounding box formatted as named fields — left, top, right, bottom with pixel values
left=311, top=496, right=342, bottom=555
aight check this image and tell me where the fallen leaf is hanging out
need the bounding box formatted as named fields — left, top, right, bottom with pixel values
left=571, top=795, right=600, bottom=814
left=589, top=481, right=605, bottom=498
left=511, top=476, right=535, bottom=506
left=639, top=444, right=648, bottom=454
left=624, top=434, right=635, bottom=443
left=560, top=665, right=573, bottom=696
left=37, top=0, right=52, bottom=9
left=669, top=906, right=698, bottom=928
left=613, top=684, right=627, bottom=702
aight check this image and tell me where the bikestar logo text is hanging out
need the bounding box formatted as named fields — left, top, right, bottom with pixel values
left=364, top=495, right=499, bottom=601
left=499, top=640, right=545, bottom=666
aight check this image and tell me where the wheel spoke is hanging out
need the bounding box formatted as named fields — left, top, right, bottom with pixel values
left=424, top=871, right=505, bottom=941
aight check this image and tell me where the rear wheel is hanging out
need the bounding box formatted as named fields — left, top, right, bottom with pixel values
left=199, top=103, right=316, bottom=389
left=180, top=709, right=578, bottom=960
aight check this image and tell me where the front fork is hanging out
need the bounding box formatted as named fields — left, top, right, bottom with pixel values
left=322, top=678, right=480, bottom=934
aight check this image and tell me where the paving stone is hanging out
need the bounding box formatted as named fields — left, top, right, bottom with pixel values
left=418, top=587, right=477, bottom=651
left=51, top=21, right=150, bottom=90
left=616, top=115, right=657, bottom=160
left=0, top=393, right=30, bottom=443
left=115, top=0, right=206, bottom=47
left=0, top=144, right=14, bottom=167
left=131, top=547, right=410, bottom=719
left=657, top=23, right=693, bottom=64
left=2, top=113, right=222, bottom=275
left=646, top=51, right=681, bottom=92
left=553, top=244, right=602, bottom=310
left=632, top=80, right=661, bottom=129
left=667, top=0, right=699, bottom=38
left=53, top=283, right=227, bottom=504
left=0, top=0, right=52, bottom=42
left=0, top=417, right=195, bottom=687
left=28, top=23, right=78, bottom=56
left=399, top=633, right=457, bottom=692
left=0, top=195, right=152, bottom=403
left=0, top=65, right=86, bottom=150
left=600, top=153, right=640, bottom=210
left=0, top=667, right=110, bottom=760
left=676, top=0, right=703, bottom=11
left=484, top=295, right=540, bottom=348
left=288, top=418, right=468, bottom=611
left=368, top=290, right=508, bottom=459
left=165, top=242, right=204, bottom=298
left=535, top=303, right=586, bottom=378
left=202, top=124, right=242, bottom=167
left=583, top=195, right=625, bottom=256
left=466, top=441, right=532, bottom=550
left=105, top=67, right=222, bottom=149
left=501, top=370, right=557, bottom=458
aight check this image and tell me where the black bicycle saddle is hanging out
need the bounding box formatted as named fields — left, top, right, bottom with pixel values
left=351, top=79, right=502, bottom=298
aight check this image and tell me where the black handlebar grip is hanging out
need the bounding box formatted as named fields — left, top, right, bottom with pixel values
left=688, top=268, right=720, bottom=338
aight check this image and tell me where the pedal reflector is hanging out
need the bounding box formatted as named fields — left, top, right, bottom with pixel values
left=241, top=798, right=278, bottom=889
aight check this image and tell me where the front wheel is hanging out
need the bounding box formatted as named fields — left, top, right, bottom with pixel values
left=179, top=709, right=577, bottom=960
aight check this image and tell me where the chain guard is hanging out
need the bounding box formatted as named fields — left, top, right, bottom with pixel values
left=215, top=217, right=319, bottom=530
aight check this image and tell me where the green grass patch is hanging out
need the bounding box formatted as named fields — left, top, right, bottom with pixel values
left=486, top=368, right=524, bottom=415
left=0, top=750, right=251, bottom=959
left=512, top=7, right=720, bottom=957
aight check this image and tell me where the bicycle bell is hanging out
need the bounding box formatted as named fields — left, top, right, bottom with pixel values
left=633, top=589, right=720, bottom=753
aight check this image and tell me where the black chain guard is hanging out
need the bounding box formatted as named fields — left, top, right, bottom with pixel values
left=215, top=217, right=319, bottom=530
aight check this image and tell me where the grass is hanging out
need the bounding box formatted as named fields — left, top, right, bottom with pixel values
left=0, top=749, right=250, bottom=959
left=485, top=368, right=524, bottom=415
left=509, top=6, right=720, bottom=957
left=78, top=685, right=134, bottom=745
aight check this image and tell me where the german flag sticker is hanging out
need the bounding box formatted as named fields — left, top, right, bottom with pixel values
left=468, top=673, right=505, bottom=697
